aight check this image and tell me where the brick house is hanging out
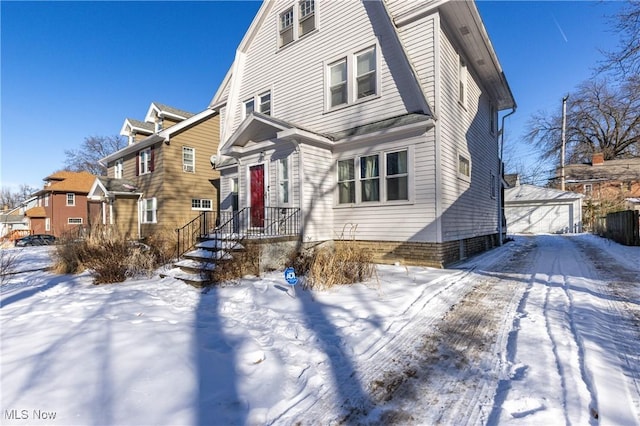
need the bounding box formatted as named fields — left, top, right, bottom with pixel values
left=25, top=171, right=97, bottom=237
left=562, top=153, right=640, bottom=229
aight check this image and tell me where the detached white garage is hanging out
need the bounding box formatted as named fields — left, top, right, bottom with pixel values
left=505, top=184, right=583, bottom=234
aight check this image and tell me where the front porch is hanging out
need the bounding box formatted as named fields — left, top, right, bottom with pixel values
left=176, top=206, right=301, bottom=259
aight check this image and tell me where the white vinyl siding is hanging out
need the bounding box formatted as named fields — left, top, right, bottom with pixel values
left=231, top=0, right=423, bottom=136
left=437, top=26, right=500, bottom=242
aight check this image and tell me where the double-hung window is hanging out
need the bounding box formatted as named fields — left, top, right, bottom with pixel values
left=139, top=148, right=152, bottom=175
left=360, top=155, right=380, bottom=202
left=114, top=158, right=123, bottom=179
left=279, top=0, right=315, bottom=48
left=337, top=159, right=356, bottom=204
left=140, top=198, right=157, bottom=224
left=337, top=149, right=410, bottom=205
left=278, top=158, right=290, bottom=204
left=243, top=90, right=272, bottom=118
left=327, top=46, right=377, bottom=110
left=386, top=151, right=408, bottom=201
left=459, top=55, right=467, bottom=107
left=356, top=48, right=376, bottom=99
left=329, top=59, right=348, bottom=108
left=183, top=146, right=195, bottom=173
left=279, top=7, right=294, bottom=47
left=66, top=193, right=75, bottom=206
left=458, top=153, right=471, bottom=180
left=299, top=0, right=315, bottom=37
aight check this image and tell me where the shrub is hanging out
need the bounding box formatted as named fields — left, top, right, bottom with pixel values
left=0, top=249, right=18, bottom=284
left=53, top=228, right=158, bottom=284
left=212, top=240, right=260, bottom=284
left=304, top=240, right=375, bottom=290
left=144, top=225, right=177, bottom=266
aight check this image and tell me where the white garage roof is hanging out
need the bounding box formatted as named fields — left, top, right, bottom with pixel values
left=505, top=184, right=583, bottom=204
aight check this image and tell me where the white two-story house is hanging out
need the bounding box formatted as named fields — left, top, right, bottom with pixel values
left=210, top=0, right=515, bottom=267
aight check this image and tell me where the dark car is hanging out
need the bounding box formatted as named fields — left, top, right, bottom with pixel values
left=14, top=234, right=57, bottom=247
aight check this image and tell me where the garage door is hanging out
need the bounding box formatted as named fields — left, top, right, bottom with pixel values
left=507, top=203, right=573, bottom=234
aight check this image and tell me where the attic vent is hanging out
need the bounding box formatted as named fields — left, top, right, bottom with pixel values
left=459, top=26, right=470, bottom=35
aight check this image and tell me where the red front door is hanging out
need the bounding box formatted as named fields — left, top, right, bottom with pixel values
left=250, top=165, right=265, bottom=227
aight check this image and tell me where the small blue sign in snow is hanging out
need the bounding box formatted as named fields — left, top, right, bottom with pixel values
left=284, top=267, right=298, bottom=285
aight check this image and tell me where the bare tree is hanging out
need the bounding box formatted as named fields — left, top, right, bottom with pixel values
left=63, top=135, right=126, bottom=176
left=0, top=184, right=37, bottom=210
left=525, top=75, right=640, bottom=164
left=599, top=0, right=640, bottom=76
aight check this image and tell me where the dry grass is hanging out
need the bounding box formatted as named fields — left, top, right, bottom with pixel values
left=304, top=240, right=375, bottom=290
left=211, top=240, right=260, bottom=284
left=53, top=226, right=163, bottom=284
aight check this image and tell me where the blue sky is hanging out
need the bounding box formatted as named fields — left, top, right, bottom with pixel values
left=1, top=1, right=625, bottom=191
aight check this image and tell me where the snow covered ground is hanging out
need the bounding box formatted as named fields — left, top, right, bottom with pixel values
left=1, top=234, right=638, bottom=425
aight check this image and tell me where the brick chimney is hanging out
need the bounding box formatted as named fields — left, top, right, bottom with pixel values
left=592, top=152, right=605, bottom=166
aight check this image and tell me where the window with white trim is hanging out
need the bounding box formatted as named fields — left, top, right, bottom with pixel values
left=584, top=183, right=593, bottom=196
left=140, top=198, right=157, bottom=224
left=183, top=146, right=195, bottom=173
left=243, top=90, right=272, bottom=118
left=298, top=0, right=315, bottom=37
left=337, top=149, right=410, bottom=205
left=326, top=46, right=377, bottom=110
left=44, top=194, right=49, bottom=207
left=139, top=148, right=152, bottom=175
left=114, top=158, right=123, bottom=179
left=45, top=218, right=51, bottom=231
left=337, top=159, right=356, bottom=204
left=278, top=0, right=315, bottom=48
left=490, top=104, right=497, bottom=135
left=279, top=7, right=294, bottom=47
left=458, top=153, right=471, bottom=180
left=360, top=155, right=380, bottom=202
left=386, top=151, right=408, bottom=201
left=68, top=218, right=83, bottom=225
left=66, top=193, right=75, bottom=206
left=278, top=158, right=290, bottom=204
left=191, top=199, right=213, bottom=211
left=329, top=59, right=348, bottom=108
left=356, top=47, right=376, bottom=100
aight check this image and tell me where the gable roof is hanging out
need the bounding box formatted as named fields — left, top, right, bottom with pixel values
left=120, top=118, right=155, bottom=137
left=103, top=108, right=217, bottom=165
left=564, top=158, right=640, bottom=183
left=505, top=184, right=583, bottom=204
left=89, top=177, right=142, bottom=199
left=145, top=102, right=195, bottom=122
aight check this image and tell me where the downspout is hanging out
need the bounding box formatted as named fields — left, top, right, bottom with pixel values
left=498, top=107, right=516, bottom=245
left=292, top=141, right=305, bottom=240
left=137, top=193, right=143, bottom=240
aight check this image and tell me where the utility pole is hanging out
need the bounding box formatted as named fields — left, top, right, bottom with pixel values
left=561, top=94, right=569, bottom=191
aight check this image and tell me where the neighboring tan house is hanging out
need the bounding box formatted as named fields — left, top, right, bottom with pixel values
left=1, top=197, right=37, bottom=241
left=561, top=153, right=640, bottom=229
left=210, top=0, right=516, bottom=267
left=505, top=184, right=583, bottom=234
left=24, top=171, right=97, bottom=237
left=91, top=102, right=221, bottom=239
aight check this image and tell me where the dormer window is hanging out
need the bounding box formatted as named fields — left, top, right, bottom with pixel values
left=128, top=132, right=135, bottom=145
left=278, top=0, right=315, bottom=48
left=155, top=118, right=164, bottom=133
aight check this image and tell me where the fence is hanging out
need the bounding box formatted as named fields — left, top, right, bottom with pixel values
left=595, top=210, right=640, bottom=246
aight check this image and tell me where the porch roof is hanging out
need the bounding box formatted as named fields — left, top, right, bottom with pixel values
left=88, top=177, right=142, bottom=199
